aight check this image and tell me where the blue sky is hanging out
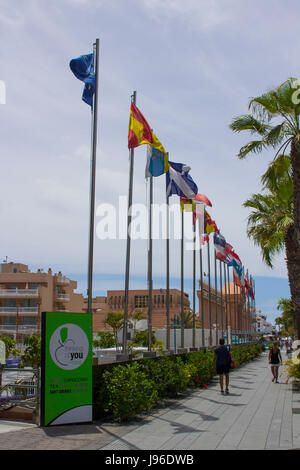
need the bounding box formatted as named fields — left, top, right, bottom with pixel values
left=1, top=0, right=297, bottom=324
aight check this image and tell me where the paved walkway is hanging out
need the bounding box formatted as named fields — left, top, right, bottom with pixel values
left=0, top=352, right=299, bottom=450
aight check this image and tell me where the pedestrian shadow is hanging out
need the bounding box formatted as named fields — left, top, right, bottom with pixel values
left=174, top=404, right=219, bottom=422
left=155, top=415, right=207, bottom=434
left=196, top=396, right=245, bottom=406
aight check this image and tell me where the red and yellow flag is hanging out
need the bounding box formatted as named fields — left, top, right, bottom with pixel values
left=180, top=196, right=196, bottom=212
left=128, top=102, right=169, bottom=172
left=205, top=211, right=218, bottom=234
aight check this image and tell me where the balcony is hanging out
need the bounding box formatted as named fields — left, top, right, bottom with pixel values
left=56, top=293, right=70, bottom=301
left=0, top=289, right=39, bottom=298
left=56, top=276, right=70, bottom=285
left=0, top=324, right=38, bottom=333
left=0, top=307, right=38, bottom=315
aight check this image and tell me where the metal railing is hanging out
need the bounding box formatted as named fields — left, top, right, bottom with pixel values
left=56, top=293, right=70, bottom=301
left=0, top=289, right=39, bottom=297
left=0, top=307, right=38, bottom=314
left=55, top=276, right=70, bottom=285
left=0, top=373, right=37, bottom=411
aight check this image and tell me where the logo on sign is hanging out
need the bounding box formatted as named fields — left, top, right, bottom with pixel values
left=49, top=323, right=89, bottom=370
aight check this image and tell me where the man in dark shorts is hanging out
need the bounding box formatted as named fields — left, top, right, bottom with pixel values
left=214, top=338, right=231, bottom=394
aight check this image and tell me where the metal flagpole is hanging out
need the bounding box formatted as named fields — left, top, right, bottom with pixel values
left=207, top=238, right=212, bottom=346
left=180, top=209, right=184, bottom=349
left=122, top=90, right=137, bottom=354
left=148, top=175, right=153, bottom=351
left=234, top=278, right=237, bottom=344
left=166, top=173, right=170, bottom=350
left=87, top=38, right=100, bottom=315
left=224, top=263, right=228, bottom=343
left=192, top=218, right=196, bottom=348
left=219, top=260, right=224, bottom=340
left=227, top=265, right=232, bottom=345
left=199, top=232, right=205, bottom=348
left=214, top=249, right=218, bottom=346
left=253, top=277, right=256, bottom=340
left=247, top=286, right=251, bottom=342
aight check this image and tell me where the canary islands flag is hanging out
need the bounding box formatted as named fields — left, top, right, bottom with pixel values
left=145, top=145, right=169, bottom=178
left=70, top=53, right=95, bottom=106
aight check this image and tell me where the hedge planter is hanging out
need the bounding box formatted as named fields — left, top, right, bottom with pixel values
left=93, top=343, right=262, bottom=422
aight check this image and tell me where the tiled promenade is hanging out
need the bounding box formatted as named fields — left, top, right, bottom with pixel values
left=0, top=352, right=299, bottom=450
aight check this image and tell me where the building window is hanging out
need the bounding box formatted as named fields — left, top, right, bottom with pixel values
left=162, top=295, right=164, bottom=305
left=4, top=299, right=16, bottom=307
left=134, top=296, right=148, bottom=308
left=4, top=316, right=16, bottom=325
left=158, top=296, right=160, bottom=305
left=23, top=299, right=37, bottom=307
left=23, top=317, right=36, bottom=326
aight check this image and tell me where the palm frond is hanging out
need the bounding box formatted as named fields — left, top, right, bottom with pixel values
left=264, top=123, right=289, bottom=147
left=230, top=115, right=270, bottom=135
left=237, top=140, right=266, bottom=159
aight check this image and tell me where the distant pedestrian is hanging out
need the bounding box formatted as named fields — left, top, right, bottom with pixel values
left=269, top=342, right=282, bottom=383
left=214, top=338, right=232, bottom=395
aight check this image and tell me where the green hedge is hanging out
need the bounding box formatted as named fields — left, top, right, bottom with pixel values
left=93, top=343, right=262, bottom=421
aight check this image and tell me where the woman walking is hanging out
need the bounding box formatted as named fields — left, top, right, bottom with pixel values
left=269, top=342, right=282, bottom=383
left=214, top=338, right=232, bottom=394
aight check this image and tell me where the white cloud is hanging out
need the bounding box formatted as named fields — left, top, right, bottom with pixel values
left=139, top=0, right=238, bottom=30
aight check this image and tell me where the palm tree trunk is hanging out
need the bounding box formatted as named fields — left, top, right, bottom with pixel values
left=286, top=138, right=300, bottom=339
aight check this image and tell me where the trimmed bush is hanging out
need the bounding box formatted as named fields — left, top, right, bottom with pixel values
left=101, top=362, right=158, bottom=421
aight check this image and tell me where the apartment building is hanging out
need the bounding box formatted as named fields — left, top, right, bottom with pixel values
left=197, top=281, right=256, bottom=334
left=0, top=262, right=84, bottom=342
left=92, top=288, right=191, bottom=332
left=256, top=313, right=274, bottom=335
left=0, top=262, right=193, bottom=338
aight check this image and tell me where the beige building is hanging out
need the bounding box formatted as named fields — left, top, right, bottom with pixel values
left=0, top=262, right=84, bottom=343
left=0, top=261, right=192, bottom=339
left=197, top=281, right=256, bottom=334
left=91, top=289, right=191, bottom=332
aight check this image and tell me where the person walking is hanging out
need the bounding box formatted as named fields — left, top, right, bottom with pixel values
left=269, top=342, right=282, bottom=383
left=214, top=338, right=232, bottom=395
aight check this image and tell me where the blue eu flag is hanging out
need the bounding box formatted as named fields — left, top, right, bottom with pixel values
left=70, top=53, right=95, bottom=106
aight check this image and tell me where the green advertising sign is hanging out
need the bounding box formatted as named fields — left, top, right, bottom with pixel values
left=41, top=312, right=93, bottom=426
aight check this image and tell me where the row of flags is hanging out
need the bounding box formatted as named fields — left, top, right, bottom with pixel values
left=128, top=100, right=255, bottom=300
left=69, top=51, right=255, bottom=301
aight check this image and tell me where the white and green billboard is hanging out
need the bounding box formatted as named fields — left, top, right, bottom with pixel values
left=41, top=312, right=93, bottom=426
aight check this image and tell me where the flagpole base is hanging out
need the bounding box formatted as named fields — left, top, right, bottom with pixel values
left=143, top=351, right=157, bottom=359
left=116, top=353, right=131, bottom=362
left=177, top=348, right=188, bottom=354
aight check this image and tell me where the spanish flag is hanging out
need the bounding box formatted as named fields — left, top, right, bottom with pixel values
left=128, top=102, right=169, bottom=174
left=205, top=211, right=219, bottom=234
left=180, top=196, right=196, bottom=212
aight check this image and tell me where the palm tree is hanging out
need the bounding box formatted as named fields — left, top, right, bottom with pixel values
left=276, top=298, right=295, bottom=337
left=104, top=311, right=124, bottom=351
left=243, top=154, right=293, bottom=267
left=230, top=79, right=300, bottom=339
